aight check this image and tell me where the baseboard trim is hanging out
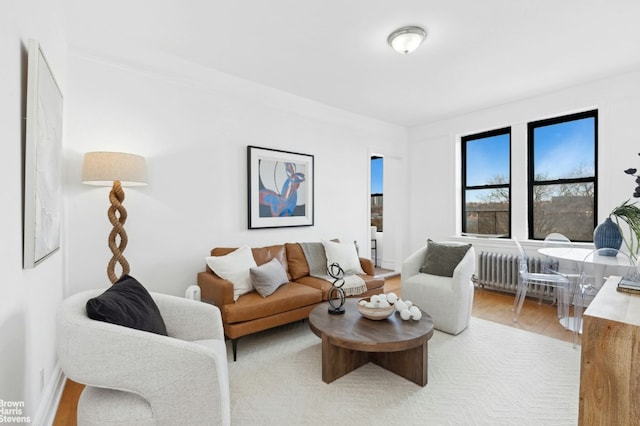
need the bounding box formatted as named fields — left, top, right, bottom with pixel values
left=32, top=363, right=65, bottom=426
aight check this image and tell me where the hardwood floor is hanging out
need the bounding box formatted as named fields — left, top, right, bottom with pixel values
left=53, top=274, right=578, bottom=425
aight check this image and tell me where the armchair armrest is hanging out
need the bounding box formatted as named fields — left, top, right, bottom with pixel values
left=152, top=292, right=224, bottom=341
left=402, top=246, right=428, bottom=280
left=197, top=271, right=234, bottom=307
left=450, top=247, right=476, bottom=294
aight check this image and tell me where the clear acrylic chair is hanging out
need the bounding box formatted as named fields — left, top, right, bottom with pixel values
left=512, top=238, right=571, bottom=324
left=542, top=233, right=573, bottom=272
left=572, top=248, right=637, bottom=346
left=540, top=233, right=577, bottom=307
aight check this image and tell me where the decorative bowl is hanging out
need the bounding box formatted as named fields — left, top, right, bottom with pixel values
left=357, top=297, right=395, bottom=320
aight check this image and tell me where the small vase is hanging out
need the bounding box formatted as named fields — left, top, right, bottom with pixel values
left=593, top=217, right=622, bottom=256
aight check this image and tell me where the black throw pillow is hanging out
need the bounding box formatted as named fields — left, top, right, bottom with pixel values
left=86, top=275, right=168, bottom=335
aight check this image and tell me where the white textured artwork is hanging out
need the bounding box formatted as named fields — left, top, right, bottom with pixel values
left=24, top=40, right=63, bottom=268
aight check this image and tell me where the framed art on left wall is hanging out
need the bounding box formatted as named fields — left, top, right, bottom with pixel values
left=23, top=39, right=63, bottom=268
left=247, top=146, right=314, bottom=229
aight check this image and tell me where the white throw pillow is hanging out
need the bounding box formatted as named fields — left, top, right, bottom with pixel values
left=321, top=239, right=364, bottom=275
left=206, top=246, right=257, bottom=301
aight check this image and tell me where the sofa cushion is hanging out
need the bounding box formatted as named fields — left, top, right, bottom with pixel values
left=206, top=246, right=257, bottom=301
left=222, top=282, right=323, bottom=324
left=86, top=275, right=168, bottom=336
left=420, top=239, right=472, bottom=277
left=285, top=243, right=310, bottom=280
left=322, top=239, right=364, bottom=275
left=250, top=258, right=289, bottom=297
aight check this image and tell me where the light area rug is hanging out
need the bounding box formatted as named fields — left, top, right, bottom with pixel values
left=227, top=317, right=580, bottom=426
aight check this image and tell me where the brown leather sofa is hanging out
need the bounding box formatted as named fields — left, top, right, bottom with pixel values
left=197, top=243, right=384, bottom=360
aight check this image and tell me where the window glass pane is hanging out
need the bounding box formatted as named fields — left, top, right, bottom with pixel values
left=465, top=189, right=509, bottom=236
left=531, top=183, right=594, bottom=241
left=533, top=117, right=595, bottom=181
left=371, top=157, right=383, bottom=194
left=466, top=133, right=510, bottom=186
left=371, top=156, right=383, bottom=232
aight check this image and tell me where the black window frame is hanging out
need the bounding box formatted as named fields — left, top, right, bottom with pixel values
left=527, top=110, right=598, bottom=242
left=461, top=127, right=512, bottom=238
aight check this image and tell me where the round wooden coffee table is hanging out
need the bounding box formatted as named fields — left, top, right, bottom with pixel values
left=308, top=298, right=434, bottom=386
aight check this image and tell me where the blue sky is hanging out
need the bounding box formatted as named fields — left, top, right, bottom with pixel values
left=533, top=117, right=595, bottom=179
left=465, top=117, right=595, bottom=202
left=371, top=157, right=383, bottom=194
left=466, top=133, right=510, bottom=186
left=467, top=117, right=595, bottom=186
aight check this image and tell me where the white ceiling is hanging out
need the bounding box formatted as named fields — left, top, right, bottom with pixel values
left=65, top=0, right=640, bottom=127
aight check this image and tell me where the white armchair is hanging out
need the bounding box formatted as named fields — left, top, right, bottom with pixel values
left=401, top=243, right=476, bottom=335
left=57, top=289, right=230, bottom=426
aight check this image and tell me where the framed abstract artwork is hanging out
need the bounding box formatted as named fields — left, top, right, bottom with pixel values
left=23, top=40, right=63, bottom=268
left=247, top=146, right=314, bottom=229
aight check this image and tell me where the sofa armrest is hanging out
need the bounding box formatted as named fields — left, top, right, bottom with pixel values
left=152, top=292, right=224, bottom=341
left=359, top=257, right=375, bottom=276
left=197, top=271, right=234, bottom=307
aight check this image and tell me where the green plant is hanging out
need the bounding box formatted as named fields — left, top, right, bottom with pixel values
left=610, top=199, right=640, bottom=260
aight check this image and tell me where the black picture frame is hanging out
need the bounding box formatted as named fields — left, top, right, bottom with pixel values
left=247, top=146, right=314, bottom=229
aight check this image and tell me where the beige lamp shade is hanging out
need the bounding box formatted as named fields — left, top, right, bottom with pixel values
left=82, top=151, right=148, bottom=187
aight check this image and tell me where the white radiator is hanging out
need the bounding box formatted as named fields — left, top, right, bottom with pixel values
left=476, top=251, right=557, bottom=301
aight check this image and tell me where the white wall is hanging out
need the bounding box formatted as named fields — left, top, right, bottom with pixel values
left=64, top=52, right=408, bottom=297
left=407, top=70, right=640, bottom=257
left=0, top=0, right=66, bottom=422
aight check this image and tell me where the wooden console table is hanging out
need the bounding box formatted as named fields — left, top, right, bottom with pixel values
left=579, top=276, right=640, bottom=425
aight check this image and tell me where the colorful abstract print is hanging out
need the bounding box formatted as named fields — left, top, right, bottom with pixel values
left=258, top=160, right=306, bottom=217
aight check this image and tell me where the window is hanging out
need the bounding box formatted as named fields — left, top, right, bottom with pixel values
left=371, top=156, right=383, bottom=232
left=462, top=128, right=511, bottom=237
left=528, top=110, right=597, bottom=241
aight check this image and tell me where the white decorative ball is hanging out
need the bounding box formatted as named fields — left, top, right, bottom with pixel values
left=411, top=310, right=422, bottom=320
left=358, top=300, right=367, bottom=306
left=405, top=300, right=413, bottom=308
left=395, top=300, right=408, bottom=312
left=378, top=299, right=390, bottom=308
left=371, top=295, right=380, bottom=303
left=386, top=292, right=398, bottom=304
left=365, top=302, right=375, bottom=308
left=409, top=306, right=420, bottom=316
left=400, top=309, right=411, bottom=320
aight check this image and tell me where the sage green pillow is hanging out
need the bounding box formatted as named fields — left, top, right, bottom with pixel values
left=420, top=240, right=472, bottom=277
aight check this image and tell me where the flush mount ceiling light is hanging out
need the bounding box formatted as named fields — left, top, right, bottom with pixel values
left=387, top=26, right=427, bottom=55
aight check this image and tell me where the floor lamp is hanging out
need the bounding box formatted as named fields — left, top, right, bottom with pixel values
left=81, top=151, right=148, bottom=284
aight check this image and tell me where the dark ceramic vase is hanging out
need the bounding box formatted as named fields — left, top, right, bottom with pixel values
left=593, top=217, right=623, bottom=256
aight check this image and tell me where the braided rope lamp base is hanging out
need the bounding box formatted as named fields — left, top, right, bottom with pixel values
left=107, top=180, right=130, bottom=284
